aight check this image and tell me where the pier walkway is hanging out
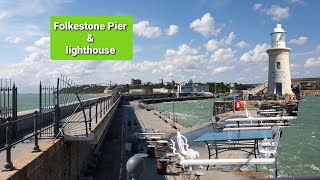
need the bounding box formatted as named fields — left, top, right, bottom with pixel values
left=118, top=101, right=267, bottom=180
left=0, top=97, right=116, bottom=179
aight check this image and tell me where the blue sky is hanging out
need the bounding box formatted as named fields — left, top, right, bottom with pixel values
left=0, top=0, right=320, bottom=92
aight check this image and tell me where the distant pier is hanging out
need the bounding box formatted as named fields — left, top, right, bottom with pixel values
left=141, top=95, right=215, bottom=105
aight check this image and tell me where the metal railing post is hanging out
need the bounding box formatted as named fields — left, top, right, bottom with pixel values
left=11, top=84, right=17, bottom=139
left=104, top=98, right=106, bottom=114
left=99, top=100, right=102, bottom=118
left=53, top=105, right=60, bottom=136
left=89, top=104, right=92, bottom=131
left=3, top=117, right=14, bottom=171
left=32, top=111, right=40, bottom=152
left=95, top=103, right=98, bottom=123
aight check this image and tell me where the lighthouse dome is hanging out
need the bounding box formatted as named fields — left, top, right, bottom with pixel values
left=274, top=24, right=285, bottom=33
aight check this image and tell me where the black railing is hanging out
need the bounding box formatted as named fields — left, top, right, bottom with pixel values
left=0, top=110, right=55, bottom=171
left=0, top=80, right=17, bottom=140
left=0, top=75, right=120, bottom=171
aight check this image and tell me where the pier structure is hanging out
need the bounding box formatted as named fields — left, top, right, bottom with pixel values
left=0, top=76, right=120, bottom=180
left=266, top=24, right=294, bottom=97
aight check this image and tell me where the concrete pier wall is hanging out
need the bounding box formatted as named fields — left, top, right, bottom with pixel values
left=1, top=97, right=120, bottom=180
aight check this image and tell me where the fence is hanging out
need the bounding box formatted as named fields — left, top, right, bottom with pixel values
left=0, top=80, right=17, bottom=140
left=213, top=101, right=233, bottom=116
left=0, top=76, right=119, bottom=171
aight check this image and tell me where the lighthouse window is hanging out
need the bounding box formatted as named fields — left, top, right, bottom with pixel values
left=276, top=62, right=281, bottom=69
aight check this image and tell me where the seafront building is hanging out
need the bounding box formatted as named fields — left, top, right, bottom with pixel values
left=131, top=78, right=142, bottom=86
left=129, top=89, right=148, bottom=94
left=177, top=79, right=209, bottom=96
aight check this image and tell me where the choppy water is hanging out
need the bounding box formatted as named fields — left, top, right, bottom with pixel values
left=17, top=94, right=96, bottom=111
left=153, top=96, right=320, bottom=176
left=153, top=99, right=218, bottom=127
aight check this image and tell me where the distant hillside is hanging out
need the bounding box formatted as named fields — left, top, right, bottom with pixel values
left=60, top=85, right=106, bottom=94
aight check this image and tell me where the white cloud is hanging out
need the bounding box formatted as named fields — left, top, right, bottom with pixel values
left=236, top=41, right=250, bottom=48
left=0, top=0, right=76, bottom=18
left=25, top=46, right=40, bottom=53
left=206, top=39, right=220, bottom=52
left=205, top=32, right=235, bottom=52
left=34, top=36, right=50, bottom=47
left=5, top=36, right=22, bottom=44
left=210, top=48, right=236, bottom=62
left=133, top=21, right=162, bottom=38
left=0, top=36, right=212, bottom=90
left=211, top=66, right=235, bottom=74
left=288, top=0, right=306, bottom=5
left=134, top=46, right=142, bottom=53
left=266, top=5, right=290, bottom=21
left=304, top=58, right=320, bottom=67
left=0, top=11, right=9, bottom=20
left=253, top=3, right=263, bottom=11
left=290, top=63, right=300, bottom=69
left=253, top=4, right=290, bottom=21
left=288, top=36, right=308, bottom=45
left=240, top=43, right=270, bottom=63
left=190, top=13, right=221, bottom=36
left=111, top=44, right=208, bottom=82
left=133, top=21, right=179, bottom=38
left=225, top=32, right=235, bottom=45
left=0, top=36, right=107, bottom=91
left=166, top=25, right=179, bottom=36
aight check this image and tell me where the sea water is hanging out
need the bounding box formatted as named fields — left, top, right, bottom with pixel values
left=16, top=93, right=96, bottom=112
left=153, top=96, right=320, bottom=176
left=153, top=98, right=218, bottom=127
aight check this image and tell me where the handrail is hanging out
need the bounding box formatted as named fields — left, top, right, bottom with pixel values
left=0, top=95, right=117, bottom=171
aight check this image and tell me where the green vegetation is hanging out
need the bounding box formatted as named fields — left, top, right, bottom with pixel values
left=60, top=85, right=106, bottom=94
left=59, top=82, right=255, bottom=94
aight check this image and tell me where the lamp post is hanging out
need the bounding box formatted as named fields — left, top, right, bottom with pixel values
left=215, top=83, right=217, bottom=96
left=153, top=92, right=155, bottom=111
left=172, top=82, right=175, bottom=123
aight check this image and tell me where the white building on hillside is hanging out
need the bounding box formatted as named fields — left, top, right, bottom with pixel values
left=153, top=88, right=169, bottom=93
left=177, top=79, right=209, bottom=95
left=129, top=89, right=147, bottom=94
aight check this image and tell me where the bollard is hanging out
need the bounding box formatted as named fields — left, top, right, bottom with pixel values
left=3, top=117, right=14, bottom=171
left=32, top=111, right=40, bottom=152
left=126, top=156, right=146, bottom=180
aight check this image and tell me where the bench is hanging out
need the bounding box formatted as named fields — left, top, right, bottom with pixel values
left=224, top=123, right=289, bottom=128
left=225, top=116, right=296, bottom=122
left=223, top=126, right=271, bottom=131
left=179, top=158, right=276, bottom=166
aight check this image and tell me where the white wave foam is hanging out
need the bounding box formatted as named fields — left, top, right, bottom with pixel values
left=310, top=164, right=320, bottom=171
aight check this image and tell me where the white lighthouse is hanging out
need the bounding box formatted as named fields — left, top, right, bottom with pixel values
left=266, top=24, right=294, bottom=97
